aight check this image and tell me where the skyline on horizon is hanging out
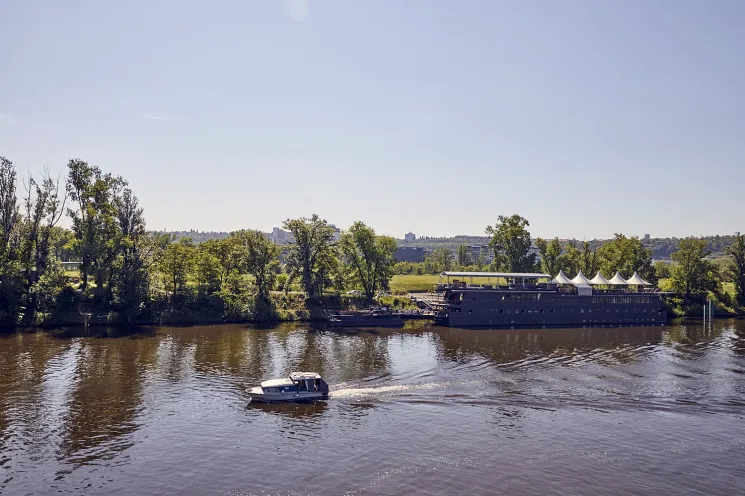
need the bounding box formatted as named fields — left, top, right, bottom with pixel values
left=2, top=1, right=744, bottom=241
left=160, top=224, right=732, bottom=243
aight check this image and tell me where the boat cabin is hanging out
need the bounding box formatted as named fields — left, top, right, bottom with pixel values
left=260, top=372, right=325, bottom=393
left=247, top=371, right=329, bottom=404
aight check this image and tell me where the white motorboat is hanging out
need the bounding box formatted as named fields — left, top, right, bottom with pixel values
left=246, top=372, right=330, bottom=404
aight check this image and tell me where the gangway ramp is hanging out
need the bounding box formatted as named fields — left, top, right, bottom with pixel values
left=411, top=292, right=446, bottom=311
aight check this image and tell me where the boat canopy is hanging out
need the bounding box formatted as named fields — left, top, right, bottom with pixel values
left=608, top=272, right=628, bottom=285
left=551, top=270, right=573, bottom=284
left=289, top=372, right=322, bottom=380
left=261, top=377, right=295, bottom=388
left=625, top=272, right=651, bottom=286
left=589, top=271, right=611, bottom=285
left=440, top=271, right=551, bottom=279
left=571, top=271, right=592, bottom=286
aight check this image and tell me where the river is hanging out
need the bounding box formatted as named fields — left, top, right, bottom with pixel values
left=1, top=321, right=744, bottom=495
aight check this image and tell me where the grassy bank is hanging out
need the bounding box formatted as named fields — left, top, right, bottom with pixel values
left=390, top=274, right=440, bottom=293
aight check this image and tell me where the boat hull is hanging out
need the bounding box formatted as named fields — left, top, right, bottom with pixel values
left=435, top=291, right=667, bottom=328
left=329, top=317, right=403, bottom=328
left=247, top=392, right=328, bottom=404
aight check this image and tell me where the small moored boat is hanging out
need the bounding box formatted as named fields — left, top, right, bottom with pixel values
left=246, top=372, right=330, bottom=404
left=328, top=306, right=404, bottom=328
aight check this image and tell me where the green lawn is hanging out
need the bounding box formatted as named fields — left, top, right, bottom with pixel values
left=658, top=278, right=736, bottom=296
left=390, top=274, right=441, bottom=293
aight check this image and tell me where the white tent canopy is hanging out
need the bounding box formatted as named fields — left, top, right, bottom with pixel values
left=626, top=271, right=651, bottom=286
left=589, top=271, right=611, bottom=285
left=571, top=271, right=592, bottom=286
left=551, top=270, right=573, bottom=284
left=608, top=272, right=628, bottom=285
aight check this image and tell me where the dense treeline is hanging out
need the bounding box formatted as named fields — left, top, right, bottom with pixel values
left=645, top=235, right=737, bottom=259
left=1, top=157, right=68, bottom=324
left=0, top=157, right=398, bottom=326
left=399, top=233, right=737, bottom=260
left=1, top=157, right=744, bottom=324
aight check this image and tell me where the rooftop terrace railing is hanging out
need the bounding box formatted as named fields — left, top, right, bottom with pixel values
left=435, top=283, right=665, bottom=294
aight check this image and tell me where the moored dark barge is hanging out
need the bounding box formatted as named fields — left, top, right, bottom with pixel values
left=430, top=271, right=669, bottom=328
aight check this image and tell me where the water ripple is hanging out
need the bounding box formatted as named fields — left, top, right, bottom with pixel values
left=1, top=322, right=744, bottom=495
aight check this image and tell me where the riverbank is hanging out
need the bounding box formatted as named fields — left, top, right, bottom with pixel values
left=5, top=273, right=741, bottom=329
left=3, top=291, right=421, bottom=329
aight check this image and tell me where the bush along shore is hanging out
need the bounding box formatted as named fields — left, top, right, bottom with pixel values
left=1, top=156, right=743, bottom=328
left=29, top=290, right=420, bottom=328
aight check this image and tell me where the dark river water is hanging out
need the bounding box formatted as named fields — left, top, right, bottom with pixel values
left=1, top=320, right=744, bottom=495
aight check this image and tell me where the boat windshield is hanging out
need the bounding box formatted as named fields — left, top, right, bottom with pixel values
left=295, top=379, right=321, bottom=391
left=263, top=385, right=298, bottom=393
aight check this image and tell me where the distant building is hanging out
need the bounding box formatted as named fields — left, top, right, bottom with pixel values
left=395, top=247, right=426, bottom=263
left=404, top=232, right=416, bottom=242
left=271, top=227, right=295, bottom=245
left=329, top=224, right=341, bottom=242
left=272, top=225, right=340, bottom=244
left=643, top=234, right=651, bottom=243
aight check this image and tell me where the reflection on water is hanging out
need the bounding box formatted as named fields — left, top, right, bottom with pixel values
left=247, top=400, right=329, bottom=418
left=0, top=320, right=744, bottom=495
left=434, top=325, right=666, bottom=366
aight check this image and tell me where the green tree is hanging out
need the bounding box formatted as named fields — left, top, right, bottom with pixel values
left=393, top=261, right=415, bottom=275
left=559, top=242, right=581, bottom=275
left=457, top=244, right=471, bottom=267
left=16, top=168, right=67, bottom=322
left=203, top=237, right=244, bottom=288
left=535, top=237, right=563, bottom=275
left=596, top=234, right=655, bottom=283
left=670, top=238, right=720, bottom=307
left=474, top=251, right=488, bottom=270
left=316, top=244, right=346, bottom=297
left=580, top=240, right=599, bottom=276
left=66, top=159, right=126, bottom=290
left=283, top=214, right=335, bottom=299
left=725, top=232, right=745, bottom=308
left=0, top=158, right=69, bottom=323
left=425, top=247, right=454, bottom=273
left=50, top=226, right=75, bottom=261
left=193, top=241, right=223, bottom=296
left=0, top=157, right=19, bottom=258
left=111, top=188, right=150, bottom=321
left=485, top=214, right=536, bottom=272
left=339, top=221, right=397, bottom=300
left=157, top=237, right=194, bottom=304
left=230, top=230, right=280, bottom=302
left=654, top=262, right=672, bottom=279
left=0, top=157, right=24, bottom=323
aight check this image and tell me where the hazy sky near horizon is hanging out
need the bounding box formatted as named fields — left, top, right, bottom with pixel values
left=1, top=0, right=744, bottom=240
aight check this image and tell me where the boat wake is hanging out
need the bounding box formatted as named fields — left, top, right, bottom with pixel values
left=329, top=382, right=444, bottom=399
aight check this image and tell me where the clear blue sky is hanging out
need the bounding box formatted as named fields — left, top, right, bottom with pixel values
left=1, top=0, right=743, bottom=240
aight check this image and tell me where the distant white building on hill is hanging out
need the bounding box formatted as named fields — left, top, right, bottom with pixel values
left=329, top=224, right=341, bottom=242
left=404, top=232, right=416, bottom=242
left=271, top=227, right=295, bottom=245
left=271, top=225, right=340, bottom=244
